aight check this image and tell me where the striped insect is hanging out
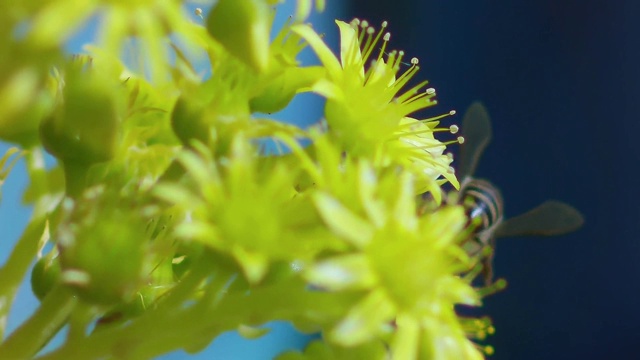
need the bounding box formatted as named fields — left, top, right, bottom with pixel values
left=457, top=102, right=584, bottom=284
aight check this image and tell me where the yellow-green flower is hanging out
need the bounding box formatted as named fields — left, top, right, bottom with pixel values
left=155, top=137, right=340, bottom=284
left=280, top=135, right=486, bottom=358
left=293, top=19, right=461, bottom=201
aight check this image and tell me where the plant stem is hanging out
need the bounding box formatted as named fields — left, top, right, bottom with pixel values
left=66, top=302, right=96, bottom=343
left=62, top=161, right=90, bottom=199
left=0, top=286, right=76, bottom=358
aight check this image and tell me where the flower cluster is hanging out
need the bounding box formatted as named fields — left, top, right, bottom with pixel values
left=0, top=1, right=494, bottom=359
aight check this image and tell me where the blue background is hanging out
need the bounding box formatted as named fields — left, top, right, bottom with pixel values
left=348, top=0, right=639, bottom=359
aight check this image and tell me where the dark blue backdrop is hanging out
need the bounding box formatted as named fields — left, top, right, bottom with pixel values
left=348, top=1, right=639, bottom=359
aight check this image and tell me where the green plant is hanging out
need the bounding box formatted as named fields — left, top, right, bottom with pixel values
left=0, top=1, right=496, bottom=358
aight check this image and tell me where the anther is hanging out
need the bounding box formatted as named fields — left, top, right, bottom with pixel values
left=367, top=27, right=375, bottom=35
left=361, top=20, right=369, bottom=28
left=483, top=346, right=495, bottom=356
left=381, top=21, right=388, bottom=28
left=449, top=110, right=456, bottom=115
left=195, top=8, right=203, bottom=18
left=457, top=136, right=465, bottom=144
left=426, top=88, right=436, bottom=95
left=411, top=57, right=419, bottom=65
left=449, top=125, right=459, bottom=134
left=383, top=32, right=390, bottom=41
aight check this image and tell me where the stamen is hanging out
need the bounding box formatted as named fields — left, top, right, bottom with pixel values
left=360, top=27, right=374, bottom=57
left=417, top=139, right=457, bottom=149
left=395, top=112, right=458, bottom=135
left=195, top=8, right=203, bottom=19
left=483, top=346, right=495, bottom=356
left=476, top=278, right=507, bottom=297
left=392, top=63, right=421, bottom=101
left=417, top=111, right=456, bottom=124
left=389, top=122, right=458, bottom=140
left=396, top=50, right=405, bottom=68
left=449, top=125, right=459, bottom=134
left=396, top=79, right=429, bottom=105
left=363, top=21, right=390, bottom=64
left=457, top=136, right=465, bottom=144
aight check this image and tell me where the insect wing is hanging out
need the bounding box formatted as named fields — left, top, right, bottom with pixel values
left=494, top=200, right=584, bottom=238
left=458, top=102, right=493, bottom=180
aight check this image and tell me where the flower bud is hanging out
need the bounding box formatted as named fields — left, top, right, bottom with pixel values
left=249, top=66, right=324, bottom=114
left=206, top=0, right=271, bottom=72
left=57, top=190, right=148, bottom=305
left=170, top=95, right=209, bottom=146
left=39, top=71, right=120, bottom=165
left=30, top=250, right=62, bottom=301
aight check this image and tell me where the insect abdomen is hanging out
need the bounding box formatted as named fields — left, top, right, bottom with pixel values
left=460, top=178, right=504, bottom=230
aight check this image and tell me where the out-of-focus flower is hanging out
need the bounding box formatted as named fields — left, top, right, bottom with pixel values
left=25, top=0, right=207, bottom=83
left=154, top=137, right=340, bottom=284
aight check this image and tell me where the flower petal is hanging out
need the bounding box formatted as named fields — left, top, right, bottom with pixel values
left=336, top=20, right=364, bottom=78
left=391, top=314, right=420, bottom=360
left=330, top=289, right=395, bottom=346
left=313, top=192, right=373, bottom=248
left=357, top=162, right=386, bottom=228
left=305, top=254, right=375, bottom=291
left=292, top=24, right=343, bottom=77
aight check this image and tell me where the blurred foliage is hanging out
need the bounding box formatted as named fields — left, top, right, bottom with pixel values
left=0, top=0, right=494, bottom=358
